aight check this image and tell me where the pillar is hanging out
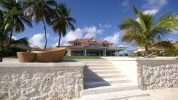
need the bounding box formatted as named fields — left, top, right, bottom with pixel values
left=85, top=49, right=87, bottom=56
left=103, top=49, right=106, bottom=56
left=68, top=49, right=71, bottom=56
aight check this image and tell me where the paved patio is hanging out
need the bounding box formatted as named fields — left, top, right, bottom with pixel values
left=127, top=88, right=178, bottom=100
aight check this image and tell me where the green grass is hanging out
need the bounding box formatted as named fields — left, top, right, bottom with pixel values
left=4, top=56, right=18, bottom=58
left=4, top=56, right=103, bottom=60
left=63, top=56, right=102, bottom=59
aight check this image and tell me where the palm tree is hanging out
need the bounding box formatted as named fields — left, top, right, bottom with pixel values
left=118, top=6, right=178, bottom=57
left=0, top=8, right=30, bottom=62
left=0, top=0, right=32, bottom=46
left=51, top=3, right=76, bottom=47
left=24, top=0, right=56, bottom=49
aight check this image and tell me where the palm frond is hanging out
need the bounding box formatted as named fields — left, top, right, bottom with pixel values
left=153, top=41, right=176, bottom=50
left=10, top=37, right=29, bottom=47
left=19, top=15, right=33, bottom=28
left=132, top=5, right=139, bottom=15
left=119, top=18, right=142, bottom=31
left=0, top=0, right=9, bottom=11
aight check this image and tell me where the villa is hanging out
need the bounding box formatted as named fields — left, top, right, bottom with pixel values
left=66, top=37, right=128, bottom=56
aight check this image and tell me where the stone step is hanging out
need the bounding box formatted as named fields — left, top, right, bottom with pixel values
left=82, top=89, right=149, bottom=100
left=84, top=62, right=112, bottom=64
left=77, top=60, right=112, bottom=64
left=84, top=69, right=122, bottom=74
left=84, top=77, right=130, bottom=83
left=77, top=59, right=111, bottom=61
left=86, top=64, right=115, bottom=67
left=86, top=67, right=117, bottom=70
left=84, top=78, right=130, bottom=89
left=84, top=73, right=126, bottom=79
left=82, top=85, right=139, bottom=96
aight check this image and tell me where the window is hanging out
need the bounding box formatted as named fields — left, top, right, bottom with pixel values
left=103, top=44, right=108, bottom=47
left=74, top=42, right=81, bottom=46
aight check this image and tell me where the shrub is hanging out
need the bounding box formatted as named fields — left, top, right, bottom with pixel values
left=4, top=47, right=27, bottom=57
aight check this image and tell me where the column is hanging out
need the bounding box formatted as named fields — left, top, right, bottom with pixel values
left=103, top=49, right=106, bottom=56
left=103, top=49, right=104, bottom=56
left=68, top=49, right=71, bottom=56
left=105, top=49, right=106, bottom=56
left=85, top=49, right=87, bottom=56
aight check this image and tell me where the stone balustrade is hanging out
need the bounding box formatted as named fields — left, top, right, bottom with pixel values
left=0, top=62, right=85, bottom=100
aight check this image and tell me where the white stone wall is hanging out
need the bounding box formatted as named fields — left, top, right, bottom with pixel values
left=138, top=63, right=178, bottom=90
left=0, top=62, right=85, bottom=100
left=109, top=58, right=138, bottom=85
left=103, top=57, right=178, bottom=90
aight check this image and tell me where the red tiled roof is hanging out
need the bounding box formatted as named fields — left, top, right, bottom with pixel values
left=31, top=46, right=42, bottom=51
left=68, top=38, right=113, bottom=48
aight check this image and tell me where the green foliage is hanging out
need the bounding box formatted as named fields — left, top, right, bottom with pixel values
left=24, top=0, right=57, bottom=49
left=51, top=3, right=76, bottom=46
left=154, top=50, right=178, bottom=56
left=118, top=5, right=178, bottom=57
left=136, top=52, right=143, bottom=56
left=4, top=47, right=27, bottom=57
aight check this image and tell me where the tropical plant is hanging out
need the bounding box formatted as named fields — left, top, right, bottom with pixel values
left=0, top=0, right=32, bottom=46
left=0, top=9, right=30, bottom=62
left=24, top=0, right=56, bottom=49
left=51, top=3, right=76, bottom=47
left=119, top=6, right=178, bottom=57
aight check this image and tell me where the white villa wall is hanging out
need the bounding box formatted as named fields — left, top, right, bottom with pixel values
left=0, top=62, right=85, bottom=100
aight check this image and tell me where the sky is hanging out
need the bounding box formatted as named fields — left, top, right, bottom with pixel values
left=15, top=0, right=178, bottom=50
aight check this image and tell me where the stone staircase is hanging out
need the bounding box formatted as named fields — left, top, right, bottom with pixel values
left=77, top=59, right=149, bottom=100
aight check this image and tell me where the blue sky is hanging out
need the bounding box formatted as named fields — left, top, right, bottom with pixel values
left=15, top=0, right=178, bottom=50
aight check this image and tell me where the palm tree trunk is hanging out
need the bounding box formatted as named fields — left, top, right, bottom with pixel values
left=42, top=17, right=47, bottom=49
left=0, top=41, right=4, bottom=62
left=8, top=18, right=15, bottom=46
left=8, top=30, right=13, bottom=46
left=58, top=33, right=61, bottom=47
left=144, top=46, right=149, bottom=57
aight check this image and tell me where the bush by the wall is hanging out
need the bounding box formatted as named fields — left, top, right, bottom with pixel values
left=4, top=47, right=27, bottom=57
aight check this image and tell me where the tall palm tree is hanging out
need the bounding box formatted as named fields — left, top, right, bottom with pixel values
left=118, top=6, right=178, bottom=57
left=0, top=0, right=32, bottom=46
left=24, top=0, right=56, bottom=49
left=51, top=3, right=76, bottom=47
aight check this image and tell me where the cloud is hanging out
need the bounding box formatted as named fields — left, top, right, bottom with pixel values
left=136, top=9, right=159, bottom=22
left=143, top=9, right=159, bottom=15
left=142, top=0, right=167, bottom=10
left=29, top=33, right=49, bottom=48
left=121, top=0, right=129, bottom=11
left=12, top=36, right=17, bottom=40
left=83, top=26, right=103, bottom=38
left=99, top=24, right=112, bottom=28
left=171, top=30, right=178, bottom=34
left=52, top=26, right=104, bottom=46
left=103, top=32, right=120, bottom=45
